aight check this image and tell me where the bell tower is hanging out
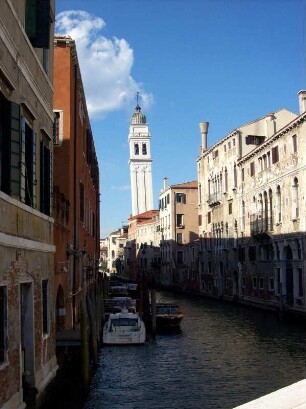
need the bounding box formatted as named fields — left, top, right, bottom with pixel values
left=128, top=95, right=153, bottom=216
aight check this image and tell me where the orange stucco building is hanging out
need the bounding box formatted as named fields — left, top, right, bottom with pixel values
left=53, top=36, right=100, bottom=330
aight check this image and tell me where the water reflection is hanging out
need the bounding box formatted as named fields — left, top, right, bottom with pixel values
left=84, top=291, right=306, bottom=409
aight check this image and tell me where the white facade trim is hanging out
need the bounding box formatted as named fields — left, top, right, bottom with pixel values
left=0, top=232, right=55, bottom=253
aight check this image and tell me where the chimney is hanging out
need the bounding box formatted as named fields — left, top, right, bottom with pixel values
left=265, top=113, right=276, bottom=137
left=163, top=177, right=168, bottom=190
left=199, top=122, right=209, bottom=152
left=298, top=90, right=306, bottom=114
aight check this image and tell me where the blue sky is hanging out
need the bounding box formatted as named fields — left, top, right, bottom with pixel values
left=55, top=0, right=306, bottom=237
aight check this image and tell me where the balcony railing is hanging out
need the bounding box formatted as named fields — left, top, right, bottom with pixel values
left=207, top=192, right=223, bottom=206
left=250, top=214, right=273, bottom=235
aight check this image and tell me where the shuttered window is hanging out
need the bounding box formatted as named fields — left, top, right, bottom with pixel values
left=25, top=0, right=50, bottom=49
left=40, top=141, right=51, bottom=215
left=272, top=146, right=279, bottom=164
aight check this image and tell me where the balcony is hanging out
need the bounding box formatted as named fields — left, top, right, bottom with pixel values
left=207, top=192, right=223, bottom=207
left=250, top=214, right=273, bottom=239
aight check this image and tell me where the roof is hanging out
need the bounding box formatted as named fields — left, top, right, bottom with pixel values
left=128, top=209, right=159, bottom=221
left=170, top=180, right=198, bottom=189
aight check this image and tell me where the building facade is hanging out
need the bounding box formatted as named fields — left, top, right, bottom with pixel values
left=159, top=178, right=199, bottom=288
left=107, top=228, right=128, bottom=275
left=0, top=1, right=57, bottom=408
left=128, top=103, right=154, bottom=216
left=53, top=35, right=100, bottom=331
left=197, top=91, right=306, bottom=316
left=125, top=210, right=160, bottom=282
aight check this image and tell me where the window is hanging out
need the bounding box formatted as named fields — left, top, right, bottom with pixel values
left=292, top=134, right=297, bottom=153
left=242, top=277, right=246, bottom=288
left=250, top=161, right=255, bottom=177
left=241, top=168, right=244, bottom=182
left=176, top=214, right=183, bottom=227
left=79, top=182, right=84, bottom=222
left=238, top=247, right=245, bottom=262
left=248, top=246, right=256, bottom=261
left=25, top=0, right=51, bottom=49
left=42, top=279, right=49, bottom=335
left=22, top=118, right=36, bottom=208
left=276, top=185, right=281, bottom=223
left=198, top=214, right=202, bottom=226
left=53, top=110, right=63, bottom=145
left=272, top=146, right=279, bottom=164
left=292, top=177, right=299, bottom=220
left=176, top=193, right=186, bottom=203
left=177, top=251, right=184, bottom=264
left=142, top=143, right=147, bottom=155
left=252, top=277, right=258, bottom=289
left=134, top=143, right=139, bottom=155
left=245, top=135, right=265, bottom=145
left=269, top=278, right=275, bottom=291
left=259, top=277, right=264, bottom=290
left=0, top=286, right=8, bottom=364
left=224, top=168, right=228, bottom=192
left=176, top=233, right=183, bottom=244
left=228, top=202, right=232, bottom=215
left=234, top=164, right=237, bottom=188
left=207, top=211, right=211, bottom=224
left=0, top=98, right=22, bottom=198
left=40, top=140, right=52, bottom=216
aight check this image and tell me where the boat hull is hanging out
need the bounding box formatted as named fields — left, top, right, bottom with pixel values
left=103, top=310, right=146, bottom=345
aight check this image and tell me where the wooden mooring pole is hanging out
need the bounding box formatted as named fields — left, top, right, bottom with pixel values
left=151, top=287, right=156, bottom=338
left=81, top=300, right=89, bottom=392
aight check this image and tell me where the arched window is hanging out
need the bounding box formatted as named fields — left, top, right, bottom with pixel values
left=142, top=143, right=147, bottom=155
left=224, top=168, right=228, bottom=192
left=241, top=200, right=245, bottom=231
left=276, top=185, right=281, bottom=223
left=292, top=177, right=299, bottom=219
left=234, top=164, right=237, bottom=188
left=134, top=143, right=139, bottom=155
left=269, top=188, right=273, bottom=230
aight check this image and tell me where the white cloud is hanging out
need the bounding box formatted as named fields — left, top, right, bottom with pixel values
left=55, top=10, right=153, bottom=117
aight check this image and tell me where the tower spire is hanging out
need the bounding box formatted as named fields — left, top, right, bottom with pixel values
left=136, top=92, right=141, bottom=111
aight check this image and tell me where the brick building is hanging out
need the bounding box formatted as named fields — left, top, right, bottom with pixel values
left=0, top=1, right=57, bottom=408
left=53, top=36, right=100, bottom=331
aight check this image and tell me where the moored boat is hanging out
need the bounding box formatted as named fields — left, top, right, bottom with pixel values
left=154, top=303, right=184, bottom=328
left=103, top=308, right=146, bottom=345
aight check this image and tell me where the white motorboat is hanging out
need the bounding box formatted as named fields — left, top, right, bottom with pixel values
left=103, top=308, right=146, bottom=345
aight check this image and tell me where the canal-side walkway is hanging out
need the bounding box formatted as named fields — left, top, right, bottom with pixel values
left=234, top=379, right=306, bottom=409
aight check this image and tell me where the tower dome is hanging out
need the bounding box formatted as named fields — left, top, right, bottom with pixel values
left=131, top=104, right=147, bottom=124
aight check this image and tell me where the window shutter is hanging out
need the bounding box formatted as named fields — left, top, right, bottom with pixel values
left=36, top=0, right=50, bottom=49
left=25, top=0, right=37, bottom=41
left=10, top=103, right=21, bottom=199
left=40, top=142, right=51, bottom=215
left=20, top=118, right=26, bottom=203
left=26, top=0, right=50, bottom=49
left=32, top=132, right=37, bottom=208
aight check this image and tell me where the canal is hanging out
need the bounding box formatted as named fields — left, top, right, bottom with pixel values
left=46, top=291, right=304, bottom=409
left=81, top=291, right=306, bottom=409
